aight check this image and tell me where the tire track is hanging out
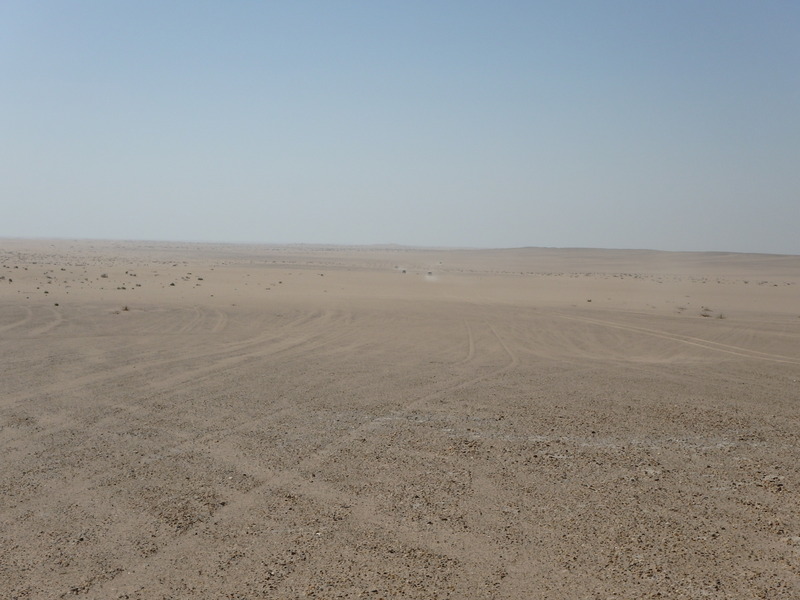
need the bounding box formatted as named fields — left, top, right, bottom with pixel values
left=85, top=450, right=506, bottom=600
left=7, top=315, right=523, bottom=598
left=95, top=315, right=492, bottom=455
left=34, top=319, right=522, bottom=597
left=211, top=308, right=228, bottom=333
left=27, top=305, right=64, bottom=337
left=178, top=305, right=203, bottom=334
left=0, top=310, right=336, bottom=410
left=223, top=321, right=521, bottom=486
left=0, top=309, right=366, bottom=450
left=554, top=312, right=800, bottom=365
left=0, top=305, right=32, bottom=334
left=460, top=320, right=476, bottom=364
left=488, top=323, right=520, bottom=369
left=133, top=312, right=365, bottom=399
left=401, top=321, right=519, bottom=413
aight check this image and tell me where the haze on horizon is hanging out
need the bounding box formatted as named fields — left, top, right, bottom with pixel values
left=2, top=2, right=798, bottom=255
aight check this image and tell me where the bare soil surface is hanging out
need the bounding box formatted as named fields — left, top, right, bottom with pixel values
left=2, top=239, right=799, bottom=599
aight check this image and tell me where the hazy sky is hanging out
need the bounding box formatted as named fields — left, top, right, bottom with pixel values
left=2, top=2, right=798, bottom=253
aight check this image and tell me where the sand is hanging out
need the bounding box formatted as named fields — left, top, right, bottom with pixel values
left=1, top=238, right=799, bottom=599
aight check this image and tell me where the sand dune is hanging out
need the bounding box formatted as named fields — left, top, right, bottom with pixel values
left=1, top=239, right=799, bottom=599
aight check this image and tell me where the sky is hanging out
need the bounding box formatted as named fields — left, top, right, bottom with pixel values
left=1, top=1, right=798, bottom=253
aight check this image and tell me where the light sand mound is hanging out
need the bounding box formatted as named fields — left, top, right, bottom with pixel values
left=1, top=239, right=799, bottom=599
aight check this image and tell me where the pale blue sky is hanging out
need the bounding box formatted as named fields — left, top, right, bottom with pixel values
left=2, top=1, right=798, bottom=253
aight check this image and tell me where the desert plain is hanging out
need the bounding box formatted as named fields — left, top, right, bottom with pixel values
left=1, top=238, right=799, bottom=599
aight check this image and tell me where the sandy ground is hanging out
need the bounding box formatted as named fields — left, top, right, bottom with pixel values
left=1, top=238, right=799, bottom=599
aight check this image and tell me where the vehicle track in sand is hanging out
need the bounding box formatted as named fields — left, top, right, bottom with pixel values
left=0, top=305, right=33, bottom=334
left=0, top=308, right=334, bottom=415
left=27, top=305, right=65, bottom=337
left=84, top=318, right=522, bottom=599
left=554, top=312, right=800, bottom=365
